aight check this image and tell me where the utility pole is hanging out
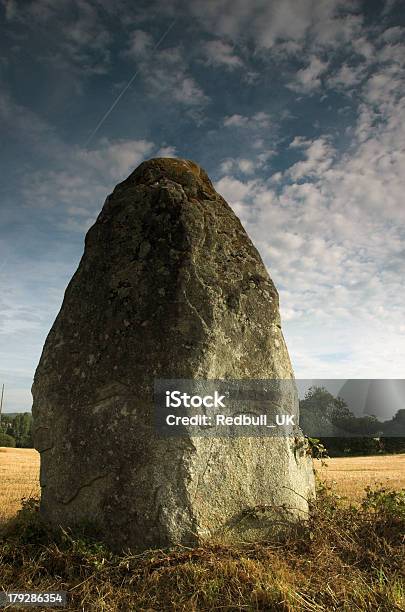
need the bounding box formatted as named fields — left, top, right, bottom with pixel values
left=0, top=384, right=4, bottom=424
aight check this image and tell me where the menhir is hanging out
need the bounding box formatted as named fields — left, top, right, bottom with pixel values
left=32, top=158, right=315, bottom=551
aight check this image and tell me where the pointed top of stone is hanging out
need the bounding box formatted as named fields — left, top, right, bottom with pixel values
left=118, top=157, right=217, bottom=198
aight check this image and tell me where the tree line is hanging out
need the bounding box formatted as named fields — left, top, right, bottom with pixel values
left=300, top=386, right=405, bottom=456
left=0, top=412, right=33, bottom=448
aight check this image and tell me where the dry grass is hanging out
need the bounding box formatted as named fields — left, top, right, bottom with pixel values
left=0, top=447, right=40, bottom=523
left=1, top=487, right=404, bottom=611
left=315, top=453, right=405, bottom=501
left=0, top=447, right=404, bottom=610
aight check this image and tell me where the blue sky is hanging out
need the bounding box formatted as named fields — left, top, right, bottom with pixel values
left=1, top=0, right=404, bottom=412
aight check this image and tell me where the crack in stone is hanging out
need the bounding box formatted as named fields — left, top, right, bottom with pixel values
left=182, top=288, right=210, bottom=333
left=192, top=439, right=215, bottom=502
left=58, top=473, right=110, bottom=505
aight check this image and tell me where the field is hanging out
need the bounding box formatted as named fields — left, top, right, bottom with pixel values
left=0, top=447, right=404, bottom=610
left=1, top=447, right=405, bottom=522
left=0, top=447, right=40, bottom=523
left=314, top=453, right=405, bottom=500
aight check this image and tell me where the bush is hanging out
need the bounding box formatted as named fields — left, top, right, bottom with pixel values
left=380, top=437, right=405, bottom=453
left=0, top=432, right=15, bottom=447
left=322, top=436, right=382, bottom=457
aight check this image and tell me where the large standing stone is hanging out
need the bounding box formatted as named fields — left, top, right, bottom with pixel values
left=32, top=158, right=315, bottom=551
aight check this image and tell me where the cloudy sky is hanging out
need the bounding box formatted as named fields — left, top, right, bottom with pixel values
left=0, top=0, right=404, bottom=412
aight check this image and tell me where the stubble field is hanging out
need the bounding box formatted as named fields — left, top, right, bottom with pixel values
left=1, top=446, right=404, bottom=521
left=0, top=447, right=40, bottom=523
left=314, top=452, right=405, bottom=500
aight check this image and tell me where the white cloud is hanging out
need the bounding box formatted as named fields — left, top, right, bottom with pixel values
left=173, top=76, right=208, bottom=106
left=223, top=111, right=270, bottom=128
left=327, top=63, right=366, bottom=90
left=287, top=137, right=335, bottom=180
left=220, top=158, right=255, bottom=175
left=156, top=145, right=177, bottom=157
left=365, top=70, right=402, bottom=105
left=203, top=39, right=243, bottom=69
left=223, top=114, right=249, bottom=127
left=289, top=136, right=308, bottom=148
left=2, top=0, right=405, bottom=395
left=127, top=29, right=153, bottom=57
left=127, top=41, right=209, bottom=109
left=215, top=175, right=259, bottom=222
left=77, top=138, right=155, bottom=179
left=212, top=42, right=405, bottom=377
left=289, top=56, right=328, bottom=93
left=22, top=138, right=155, bottom=223
left=379, top=42, right=405, bottom=66
left=253, top=111, right=271, bottom=127
left=215, top=175, right=257, bottom=203
left=311, top=13, right=364, bottom=49
left=381, top=26, right=404, bottom=43
left=220, top=152, right=274, bottom=176
left=188, top=0, right=361, bottom=52
left=237, top=159, right=255, bottom=174
left=351, top=37, right=375, bottom=59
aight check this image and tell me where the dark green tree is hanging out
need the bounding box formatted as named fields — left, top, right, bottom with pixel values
left=9, top=413, right=33, bottom=448
left=0, top=414, right=14, bottom=435
left=299, top=386, right=345, bottom=437
left=0, top=431, right=16, bottom=447
left=300, top=387, right=383, bottom=457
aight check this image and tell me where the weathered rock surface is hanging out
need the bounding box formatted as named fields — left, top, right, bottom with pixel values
left=32, top=158, right=315, bottom=551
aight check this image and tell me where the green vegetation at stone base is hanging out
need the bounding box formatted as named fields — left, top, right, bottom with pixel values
left=1, top=484, right=404, bottom=611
